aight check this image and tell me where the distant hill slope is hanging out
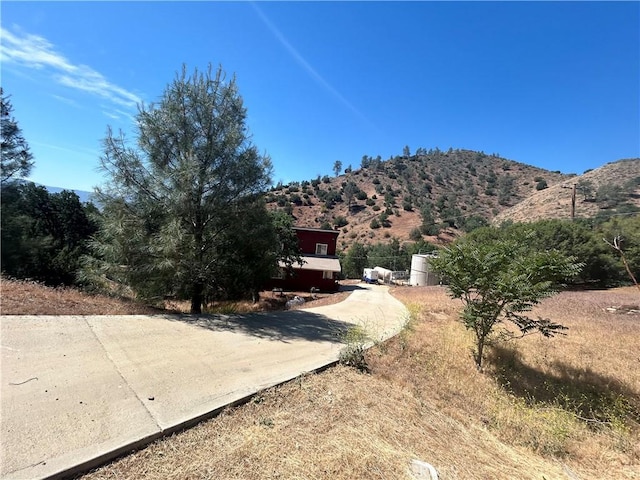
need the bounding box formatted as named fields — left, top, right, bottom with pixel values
left=265, top=148, right=569, bottom=250
left=43, top=185, right=94, bottom=204
left=493, top=158, right=640, bottom=224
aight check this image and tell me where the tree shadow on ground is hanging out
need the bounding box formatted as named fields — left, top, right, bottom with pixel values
left=163, top=310, right=356, bottom=344
left=486, top=345, right=640, bottom=427
left=339, top=283, right=367, bottom=292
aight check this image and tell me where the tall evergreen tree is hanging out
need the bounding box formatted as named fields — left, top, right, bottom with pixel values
left=1, top=89, right=34, bottom=184
left=89, top=65, right=275, bottom=313
left=333, top=160, right=342, bottom=177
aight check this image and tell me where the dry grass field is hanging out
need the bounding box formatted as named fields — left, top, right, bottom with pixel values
left=0, top=278, right=166, bottom=315
left=2, top=278, right=638, bottom=478
left=378, top=286, right=640, bottom=479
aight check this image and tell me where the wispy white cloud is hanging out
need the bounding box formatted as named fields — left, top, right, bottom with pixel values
left=51, top=94, right=81, bottom=108
left=101, top=107, right=136, bottom=122
left=103, top=111, right=122, bottom=120
left=251, top=3, right=377, bottom=131
left=0, top=26, right=141, bottom=109
left=32, top=140, right=99, bottom=158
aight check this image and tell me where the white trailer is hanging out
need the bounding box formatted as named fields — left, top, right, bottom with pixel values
left=362, top=268, right=379, bottom=284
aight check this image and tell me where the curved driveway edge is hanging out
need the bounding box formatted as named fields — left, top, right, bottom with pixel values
left=1, top=284, right=407, bottom=480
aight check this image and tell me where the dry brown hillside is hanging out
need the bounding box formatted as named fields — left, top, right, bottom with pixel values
left=494, top=158, right=640, bottom=224
left=266, top=149, right=569, bottom=251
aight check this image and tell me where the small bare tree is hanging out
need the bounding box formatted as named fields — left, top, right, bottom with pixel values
left=604, top=235, right=640, bottom=293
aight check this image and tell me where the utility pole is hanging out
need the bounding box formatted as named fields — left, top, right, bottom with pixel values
left=562, top=183, right=577, bottom=220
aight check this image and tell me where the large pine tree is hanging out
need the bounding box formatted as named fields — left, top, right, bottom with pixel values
left=90, top=65, right=278, bottom=313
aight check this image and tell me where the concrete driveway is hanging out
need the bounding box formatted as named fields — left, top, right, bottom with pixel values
left=1, top=284, right=407, bottom=480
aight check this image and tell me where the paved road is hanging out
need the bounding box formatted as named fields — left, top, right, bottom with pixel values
left=1, top=284, right=407, bottom=480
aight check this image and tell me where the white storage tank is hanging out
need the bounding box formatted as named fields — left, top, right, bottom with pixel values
left=409, top=254, right=439, bottom=286
left=373, top=266, right=393, bottom=284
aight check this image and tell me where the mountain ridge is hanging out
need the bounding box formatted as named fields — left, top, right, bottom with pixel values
left=265, top=150, right=639, bottom=251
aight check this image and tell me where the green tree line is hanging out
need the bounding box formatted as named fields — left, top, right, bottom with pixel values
left=340, top=215, right=639, bottom=287
left=471, top=217, right=639, bottom=287
left=1, top=182, right=98, bottom=286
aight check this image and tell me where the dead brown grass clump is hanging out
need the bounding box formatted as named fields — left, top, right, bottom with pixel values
left=0, top=277, right=165, bottom=315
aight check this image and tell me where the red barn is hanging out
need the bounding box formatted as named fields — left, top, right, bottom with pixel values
left=271, top=226, right=341, bottom=292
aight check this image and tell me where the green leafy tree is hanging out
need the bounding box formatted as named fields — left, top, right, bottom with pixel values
left=342, top=242, right=368, bottom=279
left=212, top=207, right=301, bottom=302
left=88, top=65, right=276, bottom=313
left=0, top=183, right=45, bottom=280
left=497, top=174, right=515, bottom=206
left=476, top=219, right=625, bottom=287
left=355, top=190, right=367, bottom=201
left=409, top=227, right=422, bottom=241
left=379, top=211, right=391, bottom=228
left=460, top=215, right=489, bottom=233
left=431, top=231, right=583, bottom=370
left=405, top=238, right=437, bottom=257
left=320, top=220, right=332, bottom=230
left=333, top=215, right=348, bottom=228
left=367, top=238, right=409, bottom=271
left=1, top=89, right=34, bottom=184
left=535, top=179, right=548, bottom=190
left=321, top=189, right=342, bottom=209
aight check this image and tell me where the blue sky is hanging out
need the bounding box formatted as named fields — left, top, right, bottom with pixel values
left=1, top=1, right=638, bottom=192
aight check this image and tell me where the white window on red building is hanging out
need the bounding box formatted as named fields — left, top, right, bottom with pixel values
left=315, top=243, right=328, bottom=255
